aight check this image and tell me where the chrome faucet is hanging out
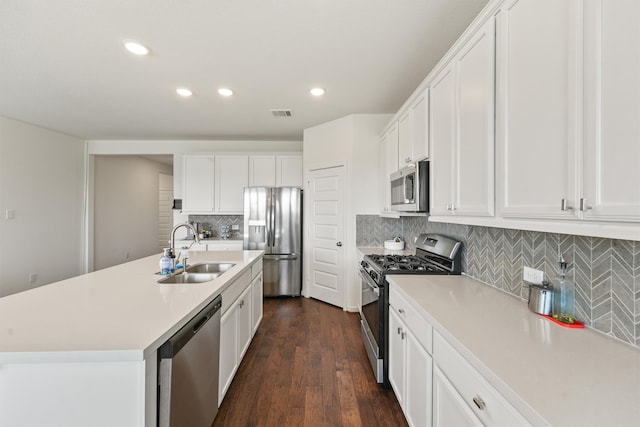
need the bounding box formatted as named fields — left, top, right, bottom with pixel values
left=169, top=222, right=200, bottom=269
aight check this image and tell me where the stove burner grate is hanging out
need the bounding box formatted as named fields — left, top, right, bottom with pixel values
left=366, top=254, right=449, bottom=273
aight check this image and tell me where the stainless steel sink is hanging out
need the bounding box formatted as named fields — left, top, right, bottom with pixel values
left=185, top=263, right=236, bottom=274
left=157, top=272, right=220, bottom=284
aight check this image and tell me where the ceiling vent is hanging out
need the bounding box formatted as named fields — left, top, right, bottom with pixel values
left=270, top=109, right=293, bottom=117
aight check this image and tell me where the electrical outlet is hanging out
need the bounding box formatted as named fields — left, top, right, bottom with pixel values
left=231, top=224, right=239, bottom=230
left=28, top=273, right=37, bottom=283
left=5, top=209, right=15, bottom=220
left=523, top=266, right=544, bottom=285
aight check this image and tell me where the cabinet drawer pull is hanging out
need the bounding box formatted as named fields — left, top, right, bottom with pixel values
left=398, top=308, right=405, bottom=314
left=472, top=396, right=486, bottom=410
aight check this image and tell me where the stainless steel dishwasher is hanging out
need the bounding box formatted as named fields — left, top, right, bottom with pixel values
left=158, top=295, right=222, bottom=427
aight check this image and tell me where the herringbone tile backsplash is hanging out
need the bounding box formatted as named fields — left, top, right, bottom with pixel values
left=188, top=215, right=243, bottom=239
left=356, top=215, right=640, bottom=349
left=355, top=215, right=403, bottom=247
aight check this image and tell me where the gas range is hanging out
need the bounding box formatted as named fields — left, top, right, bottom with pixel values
left=361, top=234, right=463, bottom=285
left=359, top=233, right=462, bottom=387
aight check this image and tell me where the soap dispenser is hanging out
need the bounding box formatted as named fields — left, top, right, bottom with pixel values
left=160, top=248, right=173, bottom=275
left=552, top=254, right=575, bottom=324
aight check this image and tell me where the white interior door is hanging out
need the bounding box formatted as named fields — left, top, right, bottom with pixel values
left=306, top=165, right=345, bottom=308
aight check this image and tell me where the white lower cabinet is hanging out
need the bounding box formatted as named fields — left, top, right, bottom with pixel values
left=433, top=331, right=530, bottom=427
left=251, top=270, right=263, bottom=335
left=219, top=302, right=239, bottom=406
left=433, top=365, right=483, bottom=427
left=219, top=262, right=263, bottom=406
left=389, top=287, right=433, bottom=427
left=389, top=284, right=530, bottom=427
left=236, top=285, right=253, bottom=360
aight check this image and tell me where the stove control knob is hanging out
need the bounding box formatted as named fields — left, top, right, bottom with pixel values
left=371, top=272, right=378, bottom=282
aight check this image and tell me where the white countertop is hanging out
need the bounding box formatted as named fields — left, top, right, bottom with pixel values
left=387, top=274, right=640, bottom=427
left=0, top=250, right=263, bottom=364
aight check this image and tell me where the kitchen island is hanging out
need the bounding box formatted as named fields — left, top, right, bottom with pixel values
left=0, top=250, right=263, bottom=427
left=387, top=274, right=640, bottom=427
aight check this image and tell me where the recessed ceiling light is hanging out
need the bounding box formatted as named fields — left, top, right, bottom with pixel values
left=176, top=88, right=193, bottom=97
left=123, top=41, right=150, bottom=56
left=218, top=88, right=234, bottom=97
left=310, top=87, right=325, bottom=96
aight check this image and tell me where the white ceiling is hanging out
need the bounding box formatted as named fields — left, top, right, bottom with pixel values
left=0, top=0, right=489, bottom=141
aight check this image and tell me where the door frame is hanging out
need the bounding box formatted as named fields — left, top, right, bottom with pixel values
left=302, top=160, right=348, bottom=310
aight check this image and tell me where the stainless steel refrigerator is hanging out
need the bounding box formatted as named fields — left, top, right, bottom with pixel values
left=243, top=187, right=302, bottom=296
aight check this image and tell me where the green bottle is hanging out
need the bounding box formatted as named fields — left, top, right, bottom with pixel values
left=552, top=254, right=575, bottom=324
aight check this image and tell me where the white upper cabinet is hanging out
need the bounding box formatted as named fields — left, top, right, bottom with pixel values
left=249, top=155, right=276, bottom=187
left=215, top=155, right=248, bottom=213
left=248, top=154, right=302, bottom=188
left=276, top=155, right=303, bottom=187
left=497, top=0, right=640, bottom=224
left=496, top=0, right=581, bottom=219
left=183, top=152, right=301, bottom=214
left=398, top=90, right=429, bottom=169
left=380, top=123, right=399, bottom=212
left=582, top=0, right=640, bottom=222
left=431, top=17, right=495, bottom=217
left=430, top=65, right=457, bottom=217
left=183, top=155, right=215, bottom=212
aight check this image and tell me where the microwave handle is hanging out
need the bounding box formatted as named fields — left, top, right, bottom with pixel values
left=404, top=174, right=415, bottom=202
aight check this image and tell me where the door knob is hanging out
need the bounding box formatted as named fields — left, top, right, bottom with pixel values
left=336, top=242, right=342, bottom=247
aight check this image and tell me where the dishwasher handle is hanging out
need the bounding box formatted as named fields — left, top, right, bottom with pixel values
left=159, top=295, right=222, bottom=359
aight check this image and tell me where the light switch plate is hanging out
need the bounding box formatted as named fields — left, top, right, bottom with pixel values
left=523, top=266, right=544, bottom=284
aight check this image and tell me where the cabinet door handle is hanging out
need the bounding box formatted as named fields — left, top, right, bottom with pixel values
left=239, top=300, right=245, bottom=308
left=580, top=198, right=593, bottom=211
left=398, top=309, right=405, bottom=314
left=472, top=396, right=486, bottom=410
left=561, top=198, right=574, bottom=211
left=397, top=327, right=403, bottom=335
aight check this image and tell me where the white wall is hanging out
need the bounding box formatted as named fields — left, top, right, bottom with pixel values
left=0, top=116, right=85, bottom=297
left=303, top=114, right=391, bottom=311
left=93, top=156, right=173, bottom=270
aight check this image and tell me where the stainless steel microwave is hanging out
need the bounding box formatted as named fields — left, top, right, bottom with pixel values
left=390, top=161, right=429, bottom=212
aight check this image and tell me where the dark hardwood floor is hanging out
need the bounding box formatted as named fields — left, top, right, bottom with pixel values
left=213, top=297, right=408, bottom=427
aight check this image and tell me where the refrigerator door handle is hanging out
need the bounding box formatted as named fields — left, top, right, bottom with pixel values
left=267, top=188, right=275, bottom=249
left=270, top=189, right=276, bottom=248
left=263, top=254, right=298, bottom=261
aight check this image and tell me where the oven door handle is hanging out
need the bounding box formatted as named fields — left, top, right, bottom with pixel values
left=359, top=269, right=380, bottom=296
